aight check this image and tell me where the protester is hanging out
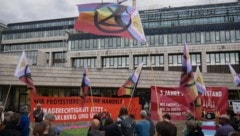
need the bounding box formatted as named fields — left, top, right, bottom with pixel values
left=185, top=120, right=204, bottom=136
left=215, top=114, right=234, bottom=136
left=33, top=121, right=49, bottom=136
left=18, top=106, right=30, bottom=136
left=135, top=110, right=150, bottom=136
left=162, top=113, right=171, bottom=122
left=183, top=109, right=196, bottom=136
left=116, top=106, right=136, bottom=136
left=146, top=111, right=155, bottom=136
left=44, top=113, right=58, bottom=136
left=156, top=120, right=177, bottom=136
left=229, top=131, right=240, bottom=136
left=0, top=112, right=22, bottom=136
left=105, top=122, right=122, bottom=136
left=0, top=106, right=4, bottom=129
left=227, top=108, right=239, bottom=131
left=88, top=119, right=105, bottom=136
left=185, top=110, right=195, bottom=121
left=33, top=103, right=44, bottom=123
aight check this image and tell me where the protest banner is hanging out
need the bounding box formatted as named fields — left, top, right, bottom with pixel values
left=150, top=86, right=228, bottom=120
left=30, top=96, right=141, bottom=122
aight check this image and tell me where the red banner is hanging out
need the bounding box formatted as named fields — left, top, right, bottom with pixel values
left=30, top=96, right=141, bottom=123
left=150, top=86, right=229, bottom=120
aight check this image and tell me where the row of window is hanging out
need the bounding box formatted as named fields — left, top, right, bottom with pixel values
left=141, top=4, right=240, bottom=21
left=4, top=29, right=239, bottom=52
left=140, top=4, right=240, bottom=24
left=207, top=52, right=239, bottom=65
left=8, top=20, right=74, bottom=30
left=168, top=54, right=201, bottom=66
left=143, top=16, right=238, bottom=28
left=3, top=29, right=69, bottom=40
left=72, top=57, right=97, bottom=68
left=72, top=52, right=239, bottom=72
left=103, top=56, right=129, bottom=68
left=4, top=42, right=66, bottom=51
left=4, top=51, right=38, bottom=64
left=69, top=30, right=240, bottom=51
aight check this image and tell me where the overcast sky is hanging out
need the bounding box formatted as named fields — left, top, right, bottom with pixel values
left=0, top=0, right=236, bottom=24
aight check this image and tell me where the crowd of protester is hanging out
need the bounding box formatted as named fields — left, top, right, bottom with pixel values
left=0, top=103, right=58, bottom=136
left=1, top=102, right=240, bottom=136
left=87, top=106, right=240, bottom=136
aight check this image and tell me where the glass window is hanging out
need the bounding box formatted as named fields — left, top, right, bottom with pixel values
left=150, top=35, right=155, bottom=46
left=225, top=31, right=230, bottom=42
left=215, top=53, right=220, bottom=63
left=225, top=53, right=230, bottom=63
left=118, top=57, right=122, bottom=66
left=236, top=30, right=240, bottom=40
left=169, top=55, right=173, bottom=64
left=230, top=53, right=235, bottom=64
left=177, top=34, right=182, bottom=44
left=210, top=54, right=215, bottom=64
left=116, top=38, right=121, bottom=47
left=196, top=32, right=201, bottom=43
left=168, top=34, right=172, bottom=45
left=186, top=33, right=191, bottom=43
left=205, top=32, right=210, bottom=42
left=215, top=31, right=220, bottom=42
left=159, top=35, right=164, bottom=45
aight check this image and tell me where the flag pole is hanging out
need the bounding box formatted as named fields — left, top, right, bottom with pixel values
left=3, top=85, right=12, bottom=108
left=90, top=86, right=95, bottom=109
left=127, top=82, right=136, bottom=109
left=146, top=43, right=160, bottom=112
left=237, top=86, right=240, bottom=101
left=127, top=62, right=142, bottom=109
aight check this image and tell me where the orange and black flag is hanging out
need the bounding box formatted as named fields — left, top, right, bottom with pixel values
left=74, top=3, right=146, bottom=43
left=14, top=50, right=37, bottom=96
left=80, top=66, right=91, bottom=99
left=117, top=63, right=143, bottom=96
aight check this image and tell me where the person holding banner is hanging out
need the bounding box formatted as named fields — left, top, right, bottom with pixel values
left=33, top=103, right=44, bottom=124
left=116, top=106, right=136, bottom=136
left=0, top=106, right=4, bottom=129
left=135, top=110, right=150, bottom=136
left=155, top=121, right=177, bottom=136
left=215, top=114, right=234, bottom=136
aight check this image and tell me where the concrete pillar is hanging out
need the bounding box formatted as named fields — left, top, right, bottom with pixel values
left=129, top=54, right=134, bottom=70
left=96, top=55, right=102, bottom=68
left=164, top=52, right=168, bottom=71
left=201, top=51, right=207, bottom=73
left=49, top=51, right=53, bottom=67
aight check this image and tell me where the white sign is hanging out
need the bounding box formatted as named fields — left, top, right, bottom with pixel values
left=232, top=102, right=240, bottom=113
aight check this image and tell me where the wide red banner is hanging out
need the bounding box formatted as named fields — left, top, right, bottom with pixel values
left=150, top=86, right=228, bottom=120
left=30, top=96, right=141, bottom=122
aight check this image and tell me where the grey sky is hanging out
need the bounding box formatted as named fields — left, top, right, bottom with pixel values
left=0, top=0, right=236, bottom=24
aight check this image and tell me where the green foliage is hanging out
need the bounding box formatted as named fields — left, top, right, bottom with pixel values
left=60, top=128, right=88, bottom=136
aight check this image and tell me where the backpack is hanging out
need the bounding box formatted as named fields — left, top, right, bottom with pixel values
left=119, top=116, right=136, bottom=136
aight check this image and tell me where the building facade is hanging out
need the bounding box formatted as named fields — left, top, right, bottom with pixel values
left=0, top=1, right=240, bottom=111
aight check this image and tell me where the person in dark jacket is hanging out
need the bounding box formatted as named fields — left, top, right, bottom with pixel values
left=146, top=111, right=155, bottom=136
left=0, top=112, right=22, bottom=136
left=185, top=120, right=204, bottom=136
left=88, top=119, right=105, bottom=136
left=18, top=106, right=30, bottom=136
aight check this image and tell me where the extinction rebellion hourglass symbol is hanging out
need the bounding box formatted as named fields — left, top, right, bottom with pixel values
left=93, top=4, right=132, bottom=33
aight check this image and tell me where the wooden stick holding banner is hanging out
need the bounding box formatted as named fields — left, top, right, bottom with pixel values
left=89, top=86, right=95, bottom=109
left=146, top=44, right=160, bottom=113
left=127, top=64, right=142, bottom=109
left=3, top=85, right=12, bottom=108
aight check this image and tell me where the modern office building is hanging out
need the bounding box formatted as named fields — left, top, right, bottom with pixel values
left=0, top=1, right=240, bottom=110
